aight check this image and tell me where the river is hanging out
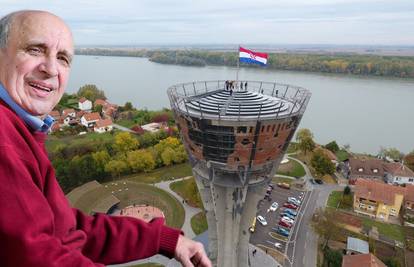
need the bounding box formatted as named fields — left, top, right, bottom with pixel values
left=67, top=55, right=414, bottom=154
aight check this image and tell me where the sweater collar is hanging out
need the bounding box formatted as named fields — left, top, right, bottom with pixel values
left=0, top=83, right=54, bottom=132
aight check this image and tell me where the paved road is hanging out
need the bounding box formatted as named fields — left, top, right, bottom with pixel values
left=112, top=123, right=136, bottom=133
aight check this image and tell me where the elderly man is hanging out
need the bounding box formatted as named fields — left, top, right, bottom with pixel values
left=0, top=10, right=211, bottom=267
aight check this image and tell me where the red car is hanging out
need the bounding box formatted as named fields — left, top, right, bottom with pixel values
left=283, top=203, right=298, bottom=210
left=278, top=220, right=293, bottom=228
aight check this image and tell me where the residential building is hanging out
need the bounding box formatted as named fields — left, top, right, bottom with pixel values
left=62, top=108, right=76, bottom=118
left=141, top=122, right=166, bottom=133
left=81, top=112, right=101, bottom=128
left=344, top=158, right=384, bottom=184
left=342, top=253, right=386, bottom=267
left=94, top=119, right=113, bottom=133
left=78, top=97, right=92, bottom=111
left=384, top=162, right=414, bottom=185
left=346, top=237, right=369, bottom=255
left=94, top=99, right=118, bottom=118
left=354, top=179, right=405, bottom=221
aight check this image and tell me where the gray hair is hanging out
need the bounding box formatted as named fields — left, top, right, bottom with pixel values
left=0, top=11, right=29, bottom=49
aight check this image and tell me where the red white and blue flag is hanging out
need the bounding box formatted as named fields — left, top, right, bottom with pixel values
left=239, top=46, right=268, bottom=66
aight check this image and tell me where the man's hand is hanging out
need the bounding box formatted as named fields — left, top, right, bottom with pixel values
left=174, top=235, right=212, bottom=267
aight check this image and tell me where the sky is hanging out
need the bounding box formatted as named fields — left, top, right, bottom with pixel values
left=1, top=0, right=414, bottom=46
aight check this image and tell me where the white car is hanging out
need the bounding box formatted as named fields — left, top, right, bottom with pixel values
left=281, top=216, right=294, bottom=224
left=275, top=242, right=282, bottom=249
left=257, top=215, right=268, bottom=226
left=269, top=202, right=279, bottom=212
left=288, top=197, right=301, bottom=205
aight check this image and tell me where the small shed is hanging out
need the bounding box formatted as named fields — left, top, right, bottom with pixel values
left=346, top=237, right=369, bottom=255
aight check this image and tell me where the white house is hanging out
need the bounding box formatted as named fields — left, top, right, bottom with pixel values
left=141, top=122, right=166, bottom=133
left=384, top=162, right=414, bottom=185
left=94, top=119, right=113, bottom=133
left=78, top=97, right=92, bottom=111
left=81, top=112, right=101, bottom=128
left=62, top=108, right=76, bottom=118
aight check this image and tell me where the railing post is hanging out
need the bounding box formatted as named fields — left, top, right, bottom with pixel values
left=258, top=103, right=262, bottom=119
left=238, top=102, right=241, bottom=121
left=183, top=85, right=187, bottom=96
left=283, top=85, right=289, bottom=97
left=205, top=81, right=208, bottom=93
left=198, top=101, right=203, bottom=118
left=193, top=82, right=196, bottom=95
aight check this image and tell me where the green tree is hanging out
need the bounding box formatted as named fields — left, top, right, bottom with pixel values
left=379, top=147, right=404, bottom=161
left=92, top=150, right=111, bottom=177
left=296, top=128, right=315, bottom=155
left=126, top=149, right=156, bottom=173
left=344, top=185, right=351, bottom=195
left=404, top=152, right=414, bottom=171
left=323, top=248, right=342, bottom=267
left=113, top=132, right=139, bottom=154
left=311, top=208, right=343, bottom=249
left=93, top=104, right=103, bottom=114
left=325, top=141, right=339, bottom=153
left=77, top=84, right=106, bottom=102
left=311, top=148, right=335, bottom=176
left=123, top=102, right=134, bottom=111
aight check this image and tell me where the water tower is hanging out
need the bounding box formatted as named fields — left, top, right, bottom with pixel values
left=168, top=81, right=311, bottom=267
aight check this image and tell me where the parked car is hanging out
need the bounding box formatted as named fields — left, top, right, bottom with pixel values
left=249, top=217, right=256, bottom=233
left=275, top=242, right=282, bottom=249
left=269, top=202, right=279, bottom=212
left=288, top=197, right=301, bottom=206
left=315, top=179, right=324, bottom=184
left=310, top=179, right=316, bottom=184
left=298, top=192, right=305, bottom=200
left=281, top=216, right=295, bottom=224
left=279, top=220, right=293, bottom=228
left=277, top=182, right=290, bottom=189
left=283, top=203, right=298, bottom=210
left=276, top=227, right=290, bottom=237
left=280, top=212, right=296, bottom=220
left=257, top=215, right=267, bottom=226
left=284, top=208, right=298, bottom=216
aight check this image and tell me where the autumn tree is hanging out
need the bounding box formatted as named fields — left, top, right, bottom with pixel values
left=296, top=128, right=315, bottom=155
left=311, top=208, right=343, bottom=249
left=77, top=84, right=106, bottom=102
left=404, top=152, right=414, bottom=172
left=311, top=148, right=335, bottom=176
left=105, top=160, right=128, bottom=178
left=113, top=132, right=139, bottom=154
left=126, top=149, right=156, bottom=172
left=379, top=147, right=404, bottom=161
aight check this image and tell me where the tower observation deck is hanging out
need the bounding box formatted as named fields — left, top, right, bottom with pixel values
left=168, top=81, right=311, bottom=267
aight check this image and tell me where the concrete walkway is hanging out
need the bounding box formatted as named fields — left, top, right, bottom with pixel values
left=112, top=123, right=136, bottom=133
left=154, top=176, right=202, bottom=239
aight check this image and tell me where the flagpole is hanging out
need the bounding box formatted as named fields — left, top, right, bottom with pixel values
left=236, top=45, right=240, bottom=89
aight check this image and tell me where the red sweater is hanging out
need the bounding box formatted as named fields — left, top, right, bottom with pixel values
left=0, top=101, right=181, bottom=266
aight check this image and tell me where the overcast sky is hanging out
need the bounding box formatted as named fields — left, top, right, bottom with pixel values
left=1, top=0, right=414, bottom=46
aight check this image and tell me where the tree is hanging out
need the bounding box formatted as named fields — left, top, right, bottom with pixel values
left=126, top=149, right=155, bottom=173
left=379, top=147, right=404, bottom=161
left=296, top=128, right=315, bottom=155
left=104, top=160, right=128, bottom=178
left=344, top=185, right=351, bottom=195
left=113, top=132, right=139, bottom=154
left=311, top=208, right=343, bottom=249
left=93, top=104, right=103, bottom=114
left=92, top=150, right=111, bottom=178
left=311, top=148, right=335, bottom=176
left=325, top=141, right=339, bottom=153
left=77, top=84, right=106, bottom=102
left=123, top=102, right=134, bottom=111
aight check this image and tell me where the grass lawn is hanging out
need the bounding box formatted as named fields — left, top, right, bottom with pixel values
left=361, top=217, right=405, bottom=243
left=169, top=177, right=203, bottom=208
left=46, top=131, right=117, bottom=152
left=336, top=149, right=349, bottom=162
left=123, top=163, right=192, bottom=184
left=277, top=159, right=306, bottom=178
left=107, top=182, right=185, bottom=229
left=272, top=176, right=295, bottom=185
left=191, top=212, right=208, bottom=235
left=327, top=191, right=343, bottom=208
left=115, top=119, right=137, bottom=128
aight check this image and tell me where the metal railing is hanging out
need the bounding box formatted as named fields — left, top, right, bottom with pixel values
left=167, top=80, right=311, bottom=121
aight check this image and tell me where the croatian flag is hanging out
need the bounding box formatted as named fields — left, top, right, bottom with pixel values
left=239, top=46, right=268, bottom=66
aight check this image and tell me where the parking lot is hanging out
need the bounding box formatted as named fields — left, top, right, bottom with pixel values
left=249, top=182, right=310, bottom=255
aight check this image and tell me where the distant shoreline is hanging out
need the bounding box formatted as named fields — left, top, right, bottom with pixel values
left=75, top=48, right=414, bottom=79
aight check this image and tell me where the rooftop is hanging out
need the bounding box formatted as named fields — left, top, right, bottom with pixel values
left=347, top=237, right=369, bottom=254
left=355, top=179, right=405, bottom=205
left=349, top=158, right=384, bottom=177
left=342, top=253, right=386, bottom=267
left=384, top=162, right=414, bottom=177
left=168, top=80, right=310, bottom=121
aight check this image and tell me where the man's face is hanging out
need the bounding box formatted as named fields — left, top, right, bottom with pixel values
left=0, top=12, right=74, bottom=116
